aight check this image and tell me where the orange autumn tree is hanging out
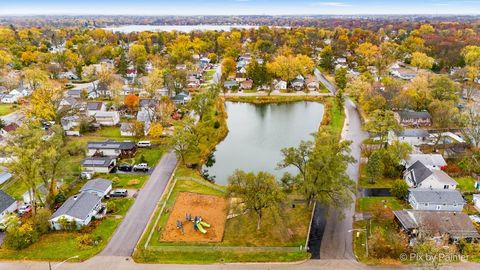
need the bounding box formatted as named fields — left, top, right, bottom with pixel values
left=124, top=93, right=140, bottom=113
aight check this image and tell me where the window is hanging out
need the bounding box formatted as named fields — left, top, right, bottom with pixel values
left=436, top=205, right=441, bottom=210
left=424, top=203, right=428, bottom=206
left=444, top=185, right=449, bottom=189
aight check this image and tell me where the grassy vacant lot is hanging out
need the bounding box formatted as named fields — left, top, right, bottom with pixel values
left=0, top=104, right=17, bottom=116
left=358, top=164, right=398, bottom=188
left=0, top=198, right=133, bottom=261
left=456, top=176, right=477, bottom=192
left=356, top=197, right=408, bottom=212
left=134, top=167, right=310, bottom=263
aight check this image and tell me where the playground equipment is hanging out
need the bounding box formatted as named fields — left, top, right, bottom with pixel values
left=176, top=220, right=184, bottom=235
left=188, top=214, right=211, bottom=234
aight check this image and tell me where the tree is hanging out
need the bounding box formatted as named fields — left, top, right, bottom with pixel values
left=267, top=54, right=314, bottom=83
left=278, top=128, right=355, bottom=209
left=462, top=45, right=480, bottom=67
left=0, top=49, right=12, bottom=68
left=334, top=68, right=347, bottom=90
left=364, top=110, right=401, bottom=146
left=3, top=217, right=38, bottom=250
left=355, top=42, right=380, bottom=67
left=410, top=52, right=434, bottom=70
left=128, top=44, right=147, bottom=74
left=116, top=52, right=128, bottom=76
left=345, top=76, right=372, bottom=101
left=149, top=123, right=163, bottom=138
left=144, top=68, right=164, bottom=98
left=429, top=75, right=459, bottom=102
left=319, top=45, right=334, bottom=71
left=124, top=93, right=140, bottom=113
left=23, top=67, right=49, bottom=90
left=428, top=100, right=460, bottom=147
left=28, top=85, right=63, bottom=121
left=461, top=104, right=480, bottom=147
left=227, top=170, right=284, bottom=230
left=391, top=179, right=409, bottom=200
left=169, top=117, right=199, bottom=165
left=168, top=35, right=193, bottom=64
left=246, top=58, right=269, bottom=87
left=366, top=151, right=384, bottom=184
left=221, top=57, right=236, bottom=78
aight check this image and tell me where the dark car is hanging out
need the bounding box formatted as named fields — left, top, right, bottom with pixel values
left=110, top=189, right=128, bottom=198
left=117, top=164, right=133, bottom=172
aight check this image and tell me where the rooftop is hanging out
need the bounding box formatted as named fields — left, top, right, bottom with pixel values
left=409, top=189, right=464, bottom=205
left=51, top=192, right=102, bottom=221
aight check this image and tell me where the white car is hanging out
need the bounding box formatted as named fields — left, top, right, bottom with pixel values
left=137, top=141, right=151, bottom=148
left=133, top=163, right=150, bottom=172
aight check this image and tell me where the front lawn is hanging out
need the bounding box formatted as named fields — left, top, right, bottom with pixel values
left=0, top=198, right=133, bottom=261
left=99, top=173, right=150, bottom=189
left=456, top=176, right=477, bottom=193
left=0, top=104, right=17, bottom=116
left=356, top=197, right=408, bottom=212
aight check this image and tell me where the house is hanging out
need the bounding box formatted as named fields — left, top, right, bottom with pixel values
left=305, top=75, right=319, bottom=91
left=58, top=71, right=79, bottom=80
left=0, top=123, right=19, bottom=137
left=50, top=192, right=103, bottom=230
left=473, top=194, right=480, bottom=210
left=240, top=79, right=253, bottom=91
left=223, top=80, right=239, bottom=90
left=408, top=189, right=464, bottom=211
left=79, top=178, right=112, bottom=198
left=59, top=97, right=80, bottom=110
left=394, top=110, right=432, bottom=127
left=291, top=76, right=305, bottom=91
left=175, top=64, right=187, bottom=70
left=403, top=154, right=447, bottom=171
left=274, top=80, right=287, bottom=91
left=404, top=160, right=457, bottom=189
left=94, top=111, right=120, bottom=126
left=172, top=92, right=191, bottom=105
left=60, top=115, right=81, bottom=136
left=0, top=170, right=12, bottom=185
left=81, top=157, right=117, bottom=174
left=389, top=129, right=429, bottom=147
left=0, top=94, right=17, bottom=104
left=394, top=210, right=479, bottom=243
left=120, top=122, right=134, bottom=137
left=23, top=181, right=62, bottom=204
left=66, top=89, right=82, bottom=99
left=87, top=140, right=137, bottom=158
left=86, top=102, right=107, bottom=117
left=0, top=190, right=17, bottom=226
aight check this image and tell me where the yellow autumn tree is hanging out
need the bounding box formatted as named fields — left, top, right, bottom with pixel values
left=28, top=85, right=63, bottom=121
left=149, top=123, right=164, bottom=138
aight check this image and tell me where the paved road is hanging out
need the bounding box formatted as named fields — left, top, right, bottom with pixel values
left=100, top=151, right=177, bottom=257
left=314, top=69, right=336, bottom=95
left=319, top=98, right=368, bottom=259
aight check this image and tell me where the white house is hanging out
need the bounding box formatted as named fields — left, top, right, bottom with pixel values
left=0, top=94, right=17, bottom=104
left=404, top=160, right=457, bottom=189
left=120, top=122, right=134, bottom=137
left=79, top=178, right=112, bottom=198
left=389, top=129, right=429, bottom=147
left=81, top=157, right=117, bottom=174
left=86, top=102, right=107, bottom=117
left=50, top=192, right=103, bottom=230
left=0, top=190, right=17, bottom=226
left=274, top=80, right=287, bottom=91
left=403, top=154, right=447, bottom=171
left=408, top=189, right=465, bottom=212
left=60, top=115, right=81, bottom=136
left=94, top=111, right=120, bottom=126
left=86, top=140, right=137, bottom=158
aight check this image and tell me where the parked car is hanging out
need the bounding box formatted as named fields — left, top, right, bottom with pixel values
left=133, top=163, right=150, bottom=172
left=118, top=164, right=133, bottom=172
left=137, top=141, right=152, bottom=148
left=110, top=189, right=128, bottom=198
left=80, top=171, right=93, bottom=180
left=18, top=204, right=32, bottom=215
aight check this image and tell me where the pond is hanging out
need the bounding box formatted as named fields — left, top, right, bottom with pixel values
left=204, top=101, right=324, bottom=185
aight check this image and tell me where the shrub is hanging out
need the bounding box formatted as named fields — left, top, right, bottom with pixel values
left=139, top=154, right=147, bottom=164
left=106, top=201, right=118, bottom=214
left=4, top=219, right=39, bottom=250
left=67, top=141, right=85, bottom=156
left=33, top=208, right=52, bottom=234
left=391, top=179, right=409, bottom=200
left=76, top=234, right=102, bottom=249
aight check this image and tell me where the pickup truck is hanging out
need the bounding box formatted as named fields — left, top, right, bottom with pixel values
left=133, top=163, right=150, bottom=172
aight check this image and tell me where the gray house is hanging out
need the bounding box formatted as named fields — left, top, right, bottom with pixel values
left=79, top=178, right=112, bottom=198
left=87, top=140, right=137, bottom=158
left=81, top=157, right=116, bottom=174
left=408, top=189, right=465, bottom=211
left=404, top=160, right=457, bottom=189
left=50, top=192, right=103, bottom=230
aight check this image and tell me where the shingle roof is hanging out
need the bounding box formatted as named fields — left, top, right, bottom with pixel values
left=79, top=178, right=112, bottom=194
left=51, top=192, right=102, bottom=220
left=87, top=102, right=104, bottom=111
left=409, top=189, right=464, bottom=205
left=394, top=210, right=480, bottom=239
left=407, top=160, right=433, bottom=185
left=0, top=190, right=16, bottom=213
left=396, top=129, right=429, bottom=137
left=87, top=140, right=136, bottom=150
left=406, top=154, right=447, bottom=168
left=396, top=110, right=431, bottom=120
left=81, top=157, right=116, bottom=167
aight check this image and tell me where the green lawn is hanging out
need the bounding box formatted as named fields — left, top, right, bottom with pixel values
left=0, top=198, right=133, bottom=261
left=98, top=173, right=149, bottom=189
left=358, top=164, right=398, bottom=188
left=456, top=176, right=477, bottom=193
left=329, top=101, right=345, bottom=136
left=318, top=82, right=331, bottom=93
left=356, top=197, right=408, bottom=212
left=204, top=69, right=216, bottom=81
left=0, top=104, right=17, bottom=116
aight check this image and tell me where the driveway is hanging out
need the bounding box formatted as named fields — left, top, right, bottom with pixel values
left=319, top=98, right=368, bottom=259
left=100, top=151, right=177, bottom=257
left=314, top=69, right=336, bottom=95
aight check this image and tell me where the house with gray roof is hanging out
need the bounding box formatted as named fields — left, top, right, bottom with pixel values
left=86, top=101, right=106, bottom=117
left=86, top=140, right=137, bottom=158
left=389, top=129, right=430, bottom=147
left=79, top=178, right=112, bottom=198
left=0, top=170, right=12, bottom=185
left=50, top=192, right=103, bottom=230
left=394, top=210, right=479, bottom=243
left=394, top=110, right=432, bottom=127
left=408, top=189, right=464, bottom=211
left=81, top=157, right=116, bottom=174
left=404, top=160, right=457, bottom=189
left=403, top=154, right=447, bottom=171
left=0, top=190, right=17, bottom=226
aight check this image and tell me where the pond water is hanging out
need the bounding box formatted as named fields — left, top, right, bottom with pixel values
left=102, top=24, right=259, bottom=33
left=205, top=101, right=324, bottom=185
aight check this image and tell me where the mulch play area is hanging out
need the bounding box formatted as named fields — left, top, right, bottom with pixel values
left=160, top=192, right=228, bottom=243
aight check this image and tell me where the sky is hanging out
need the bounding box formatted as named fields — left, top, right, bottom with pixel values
left=1, top=0, right=480, bottom=15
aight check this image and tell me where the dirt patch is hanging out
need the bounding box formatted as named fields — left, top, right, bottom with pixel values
left=160, top=192, right=228, bottom=243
